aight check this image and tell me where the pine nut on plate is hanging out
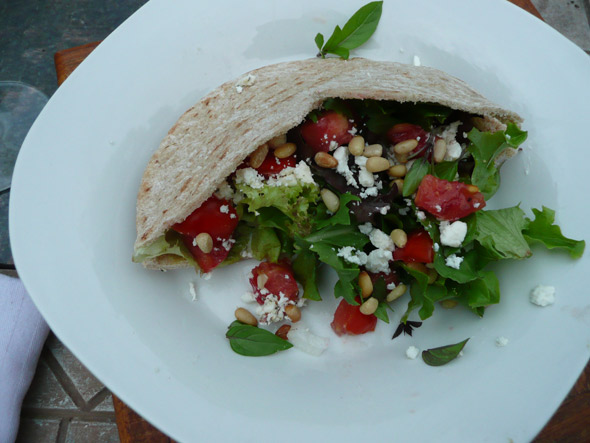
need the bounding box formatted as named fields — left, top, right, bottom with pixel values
left=393, top=139, right=418, bottom=154
left=365, top=156, right=390, bottom=173
left=234, top=307, right=257, bottom=326
left=268, top=134, right=287, bottom=148
left=314, top=152, right=338, bottom=168
left=320, top=188, right=340, bottom=212
left=274, top=142, right=296, bottom=158
left=363, top=144, right=383, bottom=157
left=348, top=135, right=365, bottom=156
left=359, top=271, right=373, bottom=298
left=360, top=297, right=378, bottom=315
left=194, top=232, right=213, bottom=253
left=388, top=164, right=407, bottom=178
left=249, top=143, right=268, bottom=168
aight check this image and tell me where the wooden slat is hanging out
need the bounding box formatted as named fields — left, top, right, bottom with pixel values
left=54, top=1, right=590, bottom=442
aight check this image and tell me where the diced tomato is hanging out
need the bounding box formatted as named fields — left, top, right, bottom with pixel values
left=300, top=111, right=354, bottom=153
left=415, top=174, right=486, bottom=221
left=172, top=196, right=239, bottom=273
left=255, top=151, right=296, bottom=178
left=331, top=297, right=377, bottom=336
left=249, top=261, right=299, bottom=305
left=386, top=123, right=430, bottom=158
left=393, top=229, right=434, bottom=264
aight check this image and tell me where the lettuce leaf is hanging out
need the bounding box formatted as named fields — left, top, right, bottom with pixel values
left=473, top=207, right=532, bottom=260
left=132, top=231, right=198, bottom=269
left=523, top=207, right=585, bottom=258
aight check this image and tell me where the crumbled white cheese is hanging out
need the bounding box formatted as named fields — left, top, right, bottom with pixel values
left=219, top=205, right=229, bottom=214
left=365, top=249, right=393, bottom=274
left=230, top=213, right=236, bottom=219
left=435, top=204, right=442, bottom=213
left=255, top=293, right=294, bottom=324
left=188, top=282, right=197, bottom=301
left=359, top=223, right=374, bottom=235
left=348, top=127, right=358, bottom=136
left=398, top=207, right=410, bottom=216
left=413, top=55, right=421, bottom=66
left=439, top=220, right=467, bottom=247
left=406, top=345, right=420, bottom=359
left=359, top=186, right=378, bottom=198
left=416, top=211, right=426, bottom=221
left=235, top=167, right=264, bottom=189
left=235, top=74, right=256, bottom=93
left=329, top=140, right=340, bottom=151
left=355, top=155, right=375, bottom=188
left=379, top=205, right=390, bottom=215
left=530, top=285, right=555, bottom=307
left=287, top=326, right=329, bottom=356
left=370, top=229, right=395, bottom=251
left=473, top=202, right=480, bottom=208
left=241, top=291, right=256, bottom=303
left=445, top=254, right=463, bottom=269
left=333, top=146, right=358, bottom=188
left=387, top=282, right=396, bottom=290
left=201, top=272, right=212, bottom=280
left=221, top=238, right=235, bottom=251
left=337, top=246, right=368, bottom=266
left=495, top=336, right=509, bottom=347
left=214, top=180, right=234, bottom=200
left=440, top=121, right=463, bottom=162
left=433, top=243, right=440, bottom=252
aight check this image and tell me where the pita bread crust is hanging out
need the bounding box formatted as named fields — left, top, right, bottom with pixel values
left=134, top=58, right=522, bottom=269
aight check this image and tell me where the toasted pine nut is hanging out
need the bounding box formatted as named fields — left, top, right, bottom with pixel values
left=393, top=179, right=404, bottom=194
left=249, top=144, right=268, bottom=169
left=467, top=184, right=479, bottom=193
left=433, top=139, right=447, bottom=163
left=393, top=139, right=419, bottom=154
left=363, top=144, right=383, bottom=157
left=390, top=229, right=408, bottom=248
left=275, top=324, right=291, bottom=339
left=314, top=152, right=338, bottom=168
left=235, top=307, right=258, bottom=326
left=427, top=268, right=438, bottom=284
left=285, top=304, right=301, bottom=323
left=441, top=299, right=458, bottom=309
left=394, top=152, right=408, bottom=163
left=405, top=262, right=428, bottom=274
left=388, top=164, right=407, bottom=178
left=274, top=142, right=296, bottom=158
left=359, top=271, right=373, bottom=298
left=348, top=136, right=365, bottom=156
left=257, top=273, right=268, bottom=289
left=194, top=233, right=213, bottom=254
left=321, top=188, right=340, bottom=213
left=365, top=156, right=390, bottom=173
left=387, top=283, right=407, bottom=302
left=360, top=297, right=379, bottom=315
left=268, top=134, right=287, bottom=148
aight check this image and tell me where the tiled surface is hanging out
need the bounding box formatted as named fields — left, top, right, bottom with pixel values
left=1, top=1, right=589, bottom=442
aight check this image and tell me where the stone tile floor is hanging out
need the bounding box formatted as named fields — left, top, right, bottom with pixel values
left=1, top=0, right=589, bottom=441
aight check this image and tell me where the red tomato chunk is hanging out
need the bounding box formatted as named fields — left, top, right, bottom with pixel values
left=415, top=174, right=486, bottom=221
left=255, top=151, right=296, bottom=178
left=249, top=261, right=299, bottom=305
left=393, top=229, right=434, bottom=264
left=300, top=111, right=354, bottom=153
left=172, top=196, right=239, bottom=273
left=331, top=297, right=377, bottom=336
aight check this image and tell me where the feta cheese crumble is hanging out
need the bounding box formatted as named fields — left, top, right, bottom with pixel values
left=337, top=246, right=368, bottom=266
left=219, top=205, right=229, bottom=214
left=188, top=282, right=197, bottom=301
left=365, top=249, right=393, bottom=274
left=529, top=285, right=555, bottom=306
left=406, top=345, right=420, bottom=359
left=333, top=146, right=358, bottom=188
left=413, top=55, right=421, bottom=66
left=445, top=254, right=463, bottom=270
left=439, top=220, right=467, bottom=247
left=369, top=228, right=394, bottom=251
left=495, top=336, right=509, bottom=347
left=235, top=73, right=256, bottom=93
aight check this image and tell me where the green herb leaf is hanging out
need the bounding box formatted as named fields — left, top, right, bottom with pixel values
left=315, top=193, right=360, bottom=229
left=474, top=207, right=531, bottom=260
left=433, top=161, right=458, bottom=182
left=433, top=249, right=481, bottom=284
left=303, top=224, right=369, bottom=250
left=316, top=1, right=383, bottom=59
left=292, top=250, right=322, bottom=301
left=251, top=228, right=281, bottom=263
left=422, top=338, right=469, bottom=366
left=523, top=206, right=585, bottom=258
left=314, top=33, right=324, bottom=52
left=374, top=301, right=390, bottom=323
left=226, top=321, right=293, bottom=356
left=402, top=157, right=429, bottom=197
left=132, top=231, right=198, bottom=269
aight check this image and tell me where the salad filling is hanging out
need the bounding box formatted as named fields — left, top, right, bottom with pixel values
left=133, top=98, right=584, bottom=356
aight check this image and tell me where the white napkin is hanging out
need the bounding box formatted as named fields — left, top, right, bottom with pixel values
left=0, top=274, right=49, bottom=443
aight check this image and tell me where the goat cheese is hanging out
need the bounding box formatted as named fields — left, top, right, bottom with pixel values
left=333, top=146, right=358, bottom=187
left=337, top=246, right=368, bottom=266
left=439, top=220, right=467, bottom=247
left=413, top=55, right=421, bottom=66
left=235, top=167, right=264, bottom=189
left=370, top=229, right=394, bottom=251
left=255, top=293, right=294, bottom=324
left=530, top=285, right=555, bottom=306
left=365, top=249, right=393, bottom=274
left=406, top=345, right=420, bottom=359
left=445, top=254, right=463, bottom=269
left=359, top=223, right=373, bottom=235
left=495, top=336, right=509, bottom=347
left=219, top=205, right=229, bottom=214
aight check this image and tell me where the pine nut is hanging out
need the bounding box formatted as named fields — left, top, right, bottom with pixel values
left=390, top=229, right=407, bottom=248
left=321, top=188, right=340, bottom=213
left=360, top=297, right=378, bottom=315
left=348, top=136, right=365, bottom=156
left=363, top=144, right=383, bottom=157
left=194, top=232, right=213, bottom=253
left=275, top=324, right=291, bottom=339
left=249, top=144, right=268, bottom=169
left=441, top=299, right=458, bottom=309
left=274, top=142, right=296, bottom=158
left=394, top=152, right=408, bottom=163
left=235, top=307, right=258, bottom=326
left=393, top=139, right=418, bottom=154
left=433, top=139, right=447, bottom=163
left=365, top=156, right=390, bottom=173
left=257, top=273, right=268, bottom=289
left=405, top=262, right=428, bottom=274
left=393, top=179, right=404, bottom=193
left=268, top=134, right=287, bottom=148
left=388, top=164, right=407, bottom=178
left=427, top=268, right=438, bottom=284
left=467, top=184, right=479, bottom=193
left=285, top=304, right=301, bottom=323
left=314, top=152, right=338, bottom=168
left=359, top=271, right=373, bottom=298
left=386, top=283, right=407, bottom=302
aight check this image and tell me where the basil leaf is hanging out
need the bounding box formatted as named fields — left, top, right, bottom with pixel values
left=251, top=227, right=281, bottom=263
left=474, top=207, right=531, bottom=260
left=226, top=321, right=293, bottom=356
left=303, top=224, right=369, bottom=249
left=402, top=158, right=429, bottom=197
left=374, top=301, right=390, bottom=323
left=292, top=250, right=322, bottom=301
left=317, top=1, right=383, bottom=59
left=523, top=206, right=585, bottom=259
left=422, top=338, right=469, bottom=366
left=314, top=32, right=324, bottom=52
left=433, top=161, right=458, bottom=181
left=315, top=192, right=360, bottom=229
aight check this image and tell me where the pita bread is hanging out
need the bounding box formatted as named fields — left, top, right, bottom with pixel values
left=134, top=58, right=522, bottom=269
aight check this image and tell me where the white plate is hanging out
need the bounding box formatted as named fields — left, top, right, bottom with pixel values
left=10, top=0, right=590, bottom=441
